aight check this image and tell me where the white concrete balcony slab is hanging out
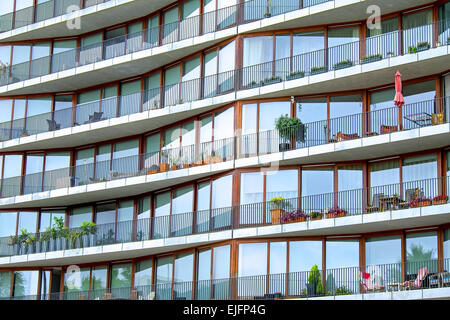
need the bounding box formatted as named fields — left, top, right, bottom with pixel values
left=1, top=203, right=449, bottom=268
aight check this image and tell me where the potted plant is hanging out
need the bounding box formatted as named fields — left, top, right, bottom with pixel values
left=52, top=217, right=68, bottom=251
left=159, top=149, right=169, bottom=172
left=447, top=36, right=450, bottom=45
left=247, top=80, right=260, bottom=89
left=264, top=0, right=272, bottom=18
left=310, top=211, right=322, bottom=221
left=326, top=207, right=347, bottom=219
left=275, top=114, right=306, bottom=151
left=9, top=235, right=20, bottom=255
left=409, top=197, right=432, bottom=208
left=387, top=51, right=395, bottom=58
left=20, top=128, right=29, bottom=137
left=334, top=59, right=353, bottom=70
left=282, top=208, right=308, bottom=223
left=262, top=75, right=282, bottom=86
left=80, top=220, right=97, bottom=247
left=310, top=66, right=326, bottom=75
left=408, top=45, right=418, bottom=54
left=362, top=54, right=383, bottom=64
left=335, top=286, right=353, bottom=296
left=306, top=264, right=323, bottom=297
left=68, top=229, right=82, bottom=249
left=211, top=155, right=223, bottom=164
left=39, top=228, right=52, bottom=253
left=269, top=197, right=290, bottom=224
left=286, top=70, right=305, bottom=81
left=416, top=41, right=430, bottom=52
left=169, top=154, right=181, bottom=171
left=432, top=195, right=448, bottom=205
left=147, top=164, right=159, bottom=175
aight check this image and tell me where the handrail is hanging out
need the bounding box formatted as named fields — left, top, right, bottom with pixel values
left=2, top=258, right=449, bottom=300
left=0, top=175, right=448, bottom=256
left=0, top=19, right=448, bottom=143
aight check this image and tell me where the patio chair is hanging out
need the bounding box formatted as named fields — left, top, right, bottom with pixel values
left=336, top=132, right=360, bottom=141
left=359, top=271, right=385, bottom=292
left=85, top=112, right=104, bottom=124
left=367, top=193, right=384, bottom=213
left=401, top=267, right=428, bottom=290
left=380, top=125, right=398, bottom=134
left=46, top=119, right=61, bottom=131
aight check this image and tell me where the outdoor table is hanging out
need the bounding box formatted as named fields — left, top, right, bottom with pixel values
left=404, top=112, right=432, bottom=127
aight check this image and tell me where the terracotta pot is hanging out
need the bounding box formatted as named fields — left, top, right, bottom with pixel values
left=285, top=216, right=307, bottom=224
left=183, top=164, right=190, bottom=169
left=417, top=200, right=432, bottom=207
left=147, top=170, right=157, bottom=175
left=311, top=216, right=322, bottom=221
left=159, top=163, right=169, bottom=172
left=270, top=209, right=285, bottom=224
left=171, top=165, right=178, bottom=171
left=326, top=213, right=335, bottom=219
left=433, top=199, right=448, bottom=205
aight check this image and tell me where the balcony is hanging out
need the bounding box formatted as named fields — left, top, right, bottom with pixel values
left=0, top=21, right=449, bottom=152
left=0, top=1, right=444, bottom=96
left=2, top=258, right=450, bottom=300
left=0, top=175, right=449, bottom=259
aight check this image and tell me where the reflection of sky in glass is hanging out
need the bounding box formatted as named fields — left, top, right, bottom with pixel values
left=293, top=31, right=324, bottom=55
left=135, top=260, right=153, bottom=287
left=302, top=168, right=334, bottom=196
left=157, top=257, right=173, bottom=284
left=240, top=172, right=263, bottom=205
left=338, top=166, right=362, bottom=192
left=197, top=182, right=210, bottom=211
left=213, top=245, right=230, bottom=279
left=13, top=270, right=39, bottom=296
left=270, top=242, right=287, bottom=274
left=155, top=192, right=170, bottom=217
left=69, top=207, right=92, bottom=228
left=365, top=236, right=401, bottom=266
left=238, top=243, right=267, bottom=277
left=369, top=160, right=400, bottom=187
left=402, top=154, right=437, bottom=182
left=289, top=241, right=322, bottom=272
left=197, top=250, right=211, bottom=281
left=326, top=240, right=359, bottom=269
left=0, top=212, right=17, bottom=237
left=17, top=211, right=37, bottom=233
left=406, top=232, right=438, bottom=261
left=266, top=170, right=298, bottom=200
left=3, top=154, right=23, bottom=178
left=175, top=253, right=194, bottom=282
left=212, top=175, right=232, bottom=208
left=172, top=187, right=193, bottom=214
left=259, top=101, right=290, bottom=131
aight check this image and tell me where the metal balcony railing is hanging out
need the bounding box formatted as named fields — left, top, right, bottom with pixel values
left=0, top=175, right=448, bottom=257
left=0, top=19, right=448, bottom=143
left=2, top=258, right=449, bottom=300
left=0, top=96, right=447, bottom=200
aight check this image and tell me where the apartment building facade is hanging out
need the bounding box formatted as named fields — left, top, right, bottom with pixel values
left=0, top=0, right=449, bottom=300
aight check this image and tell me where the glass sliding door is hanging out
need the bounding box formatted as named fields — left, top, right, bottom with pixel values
left=11, top=45, right=30, bottom=82
left=63, top=267, right=90, bottom=300
left=240, top=172, right=264, bottom=224
left=76, top=89, right=101, bottom=125
left=12, top=270, right=39, bottom=298
left=213, top=107, right=234, bottom=159
left=402, top=10, right=433, bottom=55
left=162, top=7, right=179, bottom=45
left=104, top=27, right=126, bottom=59
left=147, top=15, right=160, bottom=47
left=69, top=207, right=92, bottom=229
left=43, top=152, right=71, bottom=191
left=144, top=72, right=161, bottom=110
left=80, top=33, right=103, bottom=65
left=242, top=36, right=273, bottom=86
left=14, top=0, right=34, bottom=29
left=95, top=203, right=116, bottom=245
left=171, top=186, right=194, bottom=236
left=2, top=154, right=23, bottom=198
left=90, top=266, right=108, bottom=300
left=238, top=243, right=267, bottom=297
left=444, top=229, right=450, bottom=271
left=156, top=256, right=173, bottom=300
left=212, top=245, right=230, bottom=299
left=296, top=98, right=327, bottom=146
left=406, top=231, right=438, bottom=276
left=217, top=0, right=236, bottom=30
left=275, top=34, right=290, bottom=77
left=101, top=85, right=118, bottom=120
left=329, top=94, right=363, bottom=140
left=196, top=182, right=211, bottom=232
left=259, top=101, right=290, bottom=154
left=218, top=41, right=235, bottom=93
left=180, top=0, right=200, bottom=39
left=75, top=148, right=94, bottom=186
left=51, top=40, right=76, bottom=73
left=327, top=27, right=360, bottom=70
left=164, top=65, right=181, bottom=107
left=203, top=51, right=217, bottom=97
left=0, top=2, right=14, bottom=32
left=402, top=154, right=437, bottom=202
left=292, top=30, right=325, bottom=75
left=144, top=133, right=160, bottom=170
left=301, top=167, right=334, bottom=214
left=40, top=211, right=65, bottom=232
left=0, top=99, right=13, bottom=141
left=240, top=103, right=257, bottom=156
left=401, top=80, right=436, bottom=130
left=53, top=95, right=73, bottom=130
left=173, top=253, right=194, bottom=299
left=111, top=139, right=139, bottom=177
left=337, top=165, right=362, bottom=215
left=211, top=175, right=233, bottom=229
left=24, top=154, right=44, bottom=194
left=126, top=22, right=143, bottom=54
left=181, top=56, right=201, bottom=102
left=110, top=263, right=132, bottom=299
left=438, top=2, right=450, bottom=44
left=26, top=97, right=52, bottom=136
left=369, top=88, right=398, bottom=134
left=203, top=0, right=216, bottom=33
left=325, top=240, right=360, bottom=294
left=288, top=241, right=323, bottom=296
left=0, top=212, right=18, bottom=237
left=197, top=249, right=211, bottom=299
left=95, top=144, right=111, bottom=181
left=30, top=42, right=50, bottom=78
left=136, top=197, right=150, bottom=241
left=116, top=200, right=134, bottom=242
left=154, top=192, right=171, bottom=239
left=134, top=259, right=153, bottom=298
left=366, top=17, right=399, bottom=58
left=266, top=170, right=298, bottom=221
left=269, top=242, right=287, bottom=295
left=120, top=80, right=141, bottom=116
left=369, top=160, right=400, bottom=210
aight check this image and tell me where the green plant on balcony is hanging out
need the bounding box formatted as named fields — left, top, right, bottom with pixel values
left=447, top=36, right=450, bottom=45
left=335, top=286, right=353, bottom=296
left=275, top=114, right=306, bottom=150
left=417, top=41, right=430, bottom=51
left=310, top=211, right=322, bottom=220
left=408, top=45, right=418, bottom=54
left=247, top=80, right=260, bottom=89
left=68, top=229, right=83, bottom=249
left=261, top=75, right=282, bottom=85
left=310, top=66, right=326, bottom=75
left=307, top=264, right=323, bottom=296
left=387, top=51, right=395, bottom=57
left=286, top=70, right=305, bottom=81
left=80, top=221, right=97, bottom=236
left=362, top=54, right=383, bottom=64
left=334, top=59, right=353, bottom=70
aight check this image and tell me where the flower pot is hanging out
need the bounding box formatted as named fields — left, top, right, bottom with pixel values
left=362, top=55, right=382, bottom=64
left=171, top=165, right=178, bottom=171
left=334, top=62, right=353, bottom=70
left=306, top=283, right=316, bottom=297
left=310, top=68, right=326, bottom=75
left=147, top=169, right=158, bottom=175
left=211, top=157, right=223, bottom=164
left=284, top=217, right=307, bottom=224
left=183, top=164, right=190, bottom=169
left=311, top=216, right=322, bottom=221
left=286, top=73, right=305, bottom=81
left=279, top=143, right=290, bottom=152
left=417, top=44, right=430, bottom=52
left=432, top=113, right=444, bottom=125
left=326, top=213, right=335, bottom=219
left=159, top=163, right=169, bottom=172
left=248, top=82, right=261, bottom=89
left=263, top=78, right=282, bottom=86
left=270, top=209, right=285, bottom=224
left=433, top=199, right=448, bottom=205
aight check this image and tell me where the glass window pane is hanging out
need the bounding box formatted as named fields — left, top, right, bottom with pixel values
left=212, top=245, right=230, bottom=298
left=267, top=170, right=298, bottom=200
left=0, top=212, right=17, bottom=237
left=90, top=265, right=108, bottom=299
left=174, top=253, right=194, bottom=299
left=110, top=263, right=132, bottom=298
left=39, top=210, right=65, bottom=232
left=406, top=231, right=438, bottom=275
left=238, top=243, right=267, bottom=297
left=289, top=241, right=322, bottom=295
left=328, top=27, right=359, bottom=68
left=13, top=270, right=39, bottom=297
left=269, top=242, right=287, bottom=294
left=63, top=267, right=90, bottom=294
left=365, top=235, right=402, bottom=266
left=135, top=259, right=153, bottom=287
left=444, top=229, right=450, bottom=260
left=171, top=186, right=193, bottom=236
left=26, top=97, right=52, bottom=135
left=17, top=211, right=37, bottom=233
left=137, top=196, right=150, bottom=241
left=0, top=272, right=11, bottom=298
left=69, top=207, right=92, bottom=228
left=302, top=167, right=334, bottom=213
left=156, top=256, right=173, bottom=300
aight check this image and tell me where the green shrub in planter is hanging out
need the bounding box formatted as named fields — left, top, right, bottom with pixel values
left=307, top=264, right=323, bottom=296
left=417, top=41, right=430, bottom=51
left=286, top=70, right=305, bottom=80
left=362, top=54, right=383, bottom=64
left=262, top=76, right=282, bottom=85
left=310, top=66, right=326, bottom=75
left=275, top=114, right=306, bottom=150
left=334, top=59, right=353, bottom=70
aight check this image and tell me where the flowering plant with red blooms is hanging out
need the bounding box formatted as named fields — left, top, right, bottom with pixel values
left=433, top=195, right=448, bottom=201
left=282, top=209, right=308, bottom=222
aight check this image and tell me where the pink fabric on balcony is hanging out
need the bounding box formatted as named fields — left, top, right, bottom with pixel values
left=394, top=71, right=405, bottom=107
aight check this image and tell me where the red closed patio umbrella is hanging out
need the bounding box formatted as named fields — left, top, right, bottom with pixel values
left=394, top=71, right=405, bottom=107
